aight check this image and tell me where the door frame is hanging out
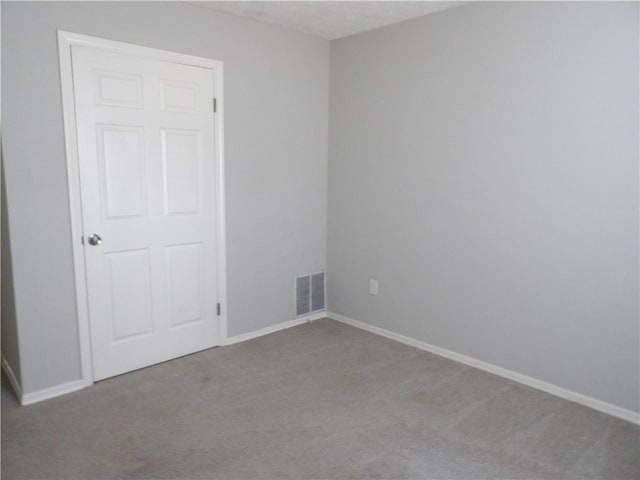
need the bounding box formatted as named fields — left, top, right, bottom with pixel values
left=58, top=30, right=228, bottom=387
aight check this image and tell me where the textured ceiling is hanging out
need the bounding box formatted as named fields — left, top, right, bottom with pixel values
left=189, top=1, right=464, bottom=40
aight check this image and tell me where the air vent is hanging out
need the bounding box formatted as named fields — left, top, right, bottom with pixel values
left=295, top=270, right=325, bottom=317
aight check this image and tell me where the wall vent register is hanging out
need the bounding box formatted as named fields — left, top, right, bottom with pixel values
left=295, top=271, right=325, bottom=317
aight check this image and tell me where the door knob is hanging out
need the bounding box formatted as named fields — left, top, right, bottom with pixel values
left=87, top=234, right=102, bottom=246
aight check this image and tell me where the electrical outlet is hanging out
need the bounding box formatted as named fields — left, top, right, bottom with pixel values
left=369, top=278, right=378, bottom=295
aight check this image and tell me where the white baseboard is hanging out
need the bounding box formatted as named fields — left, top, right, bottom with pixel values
left=224, top=311, right=326, bottom=346
left=2, top=355, right=23, bottom=403
left=327, top=312, right=640, bottom=426
left=21, top=379, right=86, bottom=406
left=3, top=355, right=87, bottom=406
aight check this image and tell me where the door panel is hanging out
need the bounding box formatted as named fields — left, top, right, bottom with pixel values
left=106, top=249, right=154, bottom=341
left=161, top=80, right=200, bottom=113
left=162, top=129, right=200, bottom=214
left=98, top=125, right=147, bottom=219
left=166, top=243, right=205, bottom=328
left=95, top=71, right=143, bottom=108
left=71, top=46, right=219, bottom=381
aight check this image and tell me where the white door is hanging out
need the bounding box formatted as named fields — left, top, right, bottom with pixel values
left=72, top=46, right=219, bottom=381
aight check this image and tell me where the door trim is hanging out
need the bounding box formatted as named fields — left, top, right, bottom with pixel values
left=58, top=31, right=227, bottom=387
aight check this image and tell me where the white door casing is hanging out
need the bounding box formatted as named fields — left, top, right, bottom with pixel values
left=58, top=32, right=227, bottom=384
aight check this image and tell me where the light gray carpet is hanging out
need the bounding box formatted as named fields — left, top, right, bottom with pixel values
left=2, top=318, right=639, bottom=479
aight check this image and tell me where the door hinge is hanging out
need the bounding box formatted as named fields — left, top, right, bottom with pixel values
left=217, top=303, right=221, bottom=316
left=213, top=98, right=217, bottom=113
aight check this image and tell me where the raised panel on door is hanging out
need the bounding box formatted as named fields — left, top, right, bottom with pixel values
left=97, top=125, right=147, bottom=219
left=160, top=80, right=200, bottom=114
left=105, top=249, right=154, bottom=342
left=94, top=70, right=144, bottom=108
left=166, top=243, right=205, bottom=329
left=161, top=129, right=200, bottom=215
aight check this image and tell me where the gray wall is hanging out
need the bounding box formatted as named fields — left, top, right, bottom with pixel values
left=328, top=2, right=639, bottom=413
left=1, top=155, right=21, bottom=386
left=2, top=1, right=328, bottom=394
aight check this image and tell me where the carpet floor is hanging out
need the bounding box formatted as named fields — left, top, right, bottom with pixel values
left=2, top=318, right=639, bottom=479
